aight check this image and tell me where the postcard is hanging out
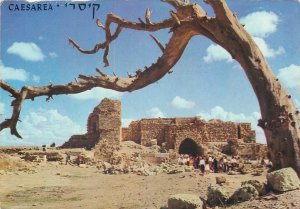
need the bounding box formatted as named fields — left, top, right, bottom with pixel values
left=0, top=0, right=300, bottom=208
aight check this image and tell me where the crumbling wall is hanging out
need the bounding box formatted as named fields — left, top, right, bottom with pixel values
left=122, top=121, right=141, bottom=144
left=61, top=98, right=121, bottom=150
left=122, top=117, right=257, bottom=155
left=238, top=123, right=256, bottom=143
left=205, top=120, right=238, bottom=142
left=222, top=139, right=268, bottom=159
left=61, top=135, right=90, bottom=148
left=94, top=98, right=122, bottom=160
left=140, top=119, right=173, bottom=146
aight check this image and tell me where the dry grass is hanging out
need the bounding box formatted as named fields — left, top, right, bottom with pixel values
left=0, top=153, right=25, bottom=171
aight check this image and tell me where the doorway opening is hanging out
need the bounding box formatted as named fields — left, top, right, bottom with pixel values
left=179, top=138, right=203, bottom=156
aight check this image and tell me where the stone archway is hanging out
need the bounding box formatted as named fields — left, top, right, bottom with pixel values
left=179, top=138, right=203, bottom=156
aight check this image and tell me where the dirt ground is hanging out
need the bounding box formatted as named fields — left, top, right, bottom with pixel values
left=1, top=160, right=299, bottom=209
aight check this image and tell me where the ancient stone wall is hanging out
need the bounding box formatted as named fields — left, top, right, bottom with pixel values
left=238, top=123, right=256, bottom=143
left=122, top=117, right=256, bottom=153
left=62, top=99, right=257, bottom=159
left=61, top=98, right=121, bottom=150
left=205, top=120, right=238, bottom=142
left=140, top=119, right=173, bottom=146
left=97, top=98, right=122, bottom=144
left=122, top=121, right=141, bottom=144
left=94, top=98, right=122, bottom=160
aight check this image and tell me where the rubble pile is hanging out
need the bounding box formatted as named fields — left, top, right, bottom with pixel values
left=94, top=141, right=188, bottom=176
left=18, top=151, right=63, bottom=162
left=205, top=167, right=299, bottom=208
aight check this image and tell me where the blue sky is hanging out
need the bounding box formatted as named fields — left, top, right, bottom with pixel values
left=1, top=0, right=300, bottom=146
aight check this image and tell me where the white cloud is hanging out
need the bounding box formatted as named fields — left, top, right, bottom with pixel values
left=277, top=64, right=300, bottom=88
left=240, top=11, right=278, bottom=38
left=7, top=42, right=46, bottom=61
left=203, top=44, right=232, bottom=63
left=171, top=96, right=195, bottom=109
left=69, top=87, right=123, bottom=100
left=49, top=52, right=58, bottom=58
left=0, top=109, right=85, bottom=146
left=32, top=75, right=40, bottom=83
left=253, top=37, right=285, bottom=58
left=239, top=11, right=284, bottom=59
left=0, top=61, right=29, bottom=81
left=122, top=118, right=134, bottom=127
left=203, top=11, right=284, bottom=63
left=203, top=32, right=284, bottom=63
left=198, top=106, right=265, bottom=143
left=38, top=36, right=44, bottom=40
left=147, top=107, right=165, bottom=118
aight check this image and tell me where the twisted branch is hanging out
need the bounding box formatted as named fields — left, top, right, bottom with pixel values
left=1, top=0, right=228, bottom=139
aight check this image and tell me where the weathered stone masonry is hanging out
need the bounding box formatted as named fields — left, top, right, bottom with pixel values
left=122, top=117, right=256, bottom=152
left=62, top=98, right=261, bottom=158
left=61, top=98, right=121, bottom=148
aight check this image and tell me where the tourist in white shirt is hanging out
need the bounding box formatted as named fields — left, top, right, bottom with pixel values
left=199, top=157, right=205, bottom=174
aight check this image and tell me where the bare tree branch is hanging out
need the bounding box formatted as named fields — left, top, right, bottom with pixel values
left=96, top=19, right=105, bottom=30
left=145, top=8, right=152, bottom=25
left=149, top=34, right=165, bottom=52
left=69, top=13, right=175, bottom=67
left=204, top=0, right=235, bottom=23
left=0, top=80, right=19, bottom=97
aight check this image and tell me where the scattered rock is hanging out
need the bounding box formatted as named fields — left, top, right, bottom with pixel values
left=230, top=184, right=258, bottom=203
left=150, top=139, right=158, bottom=146
left=79, top=164, right=86, bottom=168
left=267, top=167, right=300, bottom=192
left=216, top=176, right=226, bottom=184
left=185, top=167, right=193, bottom=172
left=252, top=170, right=263, bottom=176
left=262, top=193, right=278, bottom=201
left=167, top=167, right=184, bottom=174
left=207, top=185, right=230, bottom=207
left=239, top=164, right=252, bottom=174
left=241, top=180, right=268, bottom=196
left=168, top=194, right=203, bottom=209
left=227, top=171, right=239, bottom=175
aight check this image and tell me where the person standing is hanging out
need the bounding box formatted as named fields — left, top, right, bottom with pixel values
left=223, top=156, right=228, bottom=172
left=213, top=157, right=218, bottom=173
left=231, top=156, right=237, bottom=170
left=43, top=153, right=47, bottom=164
left=199, top=157, right=205, bottom=175
left=77, top=153, right=83, bottom=166
left=66, top=151, right=71, bottom=165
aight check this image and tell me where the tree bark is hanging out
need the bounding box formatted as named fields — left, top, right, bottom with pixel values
left=202, top=0, right=300, bottom=175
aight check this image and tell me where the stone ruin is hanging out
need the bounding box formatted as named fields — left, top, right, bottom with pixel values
left=61, top=98, right=266, bottom=159
left=122, top=118, right=259, bottom=157
left=61, top=98, right=121, bottom=150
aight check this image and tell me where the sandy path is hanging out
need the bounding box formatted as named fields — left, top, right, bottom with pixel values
left=0, top=163, right=299, bottom=209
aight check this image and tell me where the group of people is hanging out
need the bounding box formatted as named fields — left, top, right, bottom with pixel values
left=177, top=154, right=240, bottom=174
left=65, top=151, right=83, bottom=166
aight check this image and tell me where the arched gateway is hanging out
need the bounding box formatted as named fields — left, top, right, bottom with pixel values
left=178, top=138, right=203, bottom=156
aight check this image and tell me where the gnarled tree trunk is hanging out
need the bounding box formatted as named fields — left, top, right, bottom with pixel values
left=1, top=0, right=299, bottom=175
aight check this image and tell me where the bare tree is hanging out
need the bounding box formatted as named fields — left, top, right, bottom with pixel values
left=1, top=0, right=299, bottom=175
